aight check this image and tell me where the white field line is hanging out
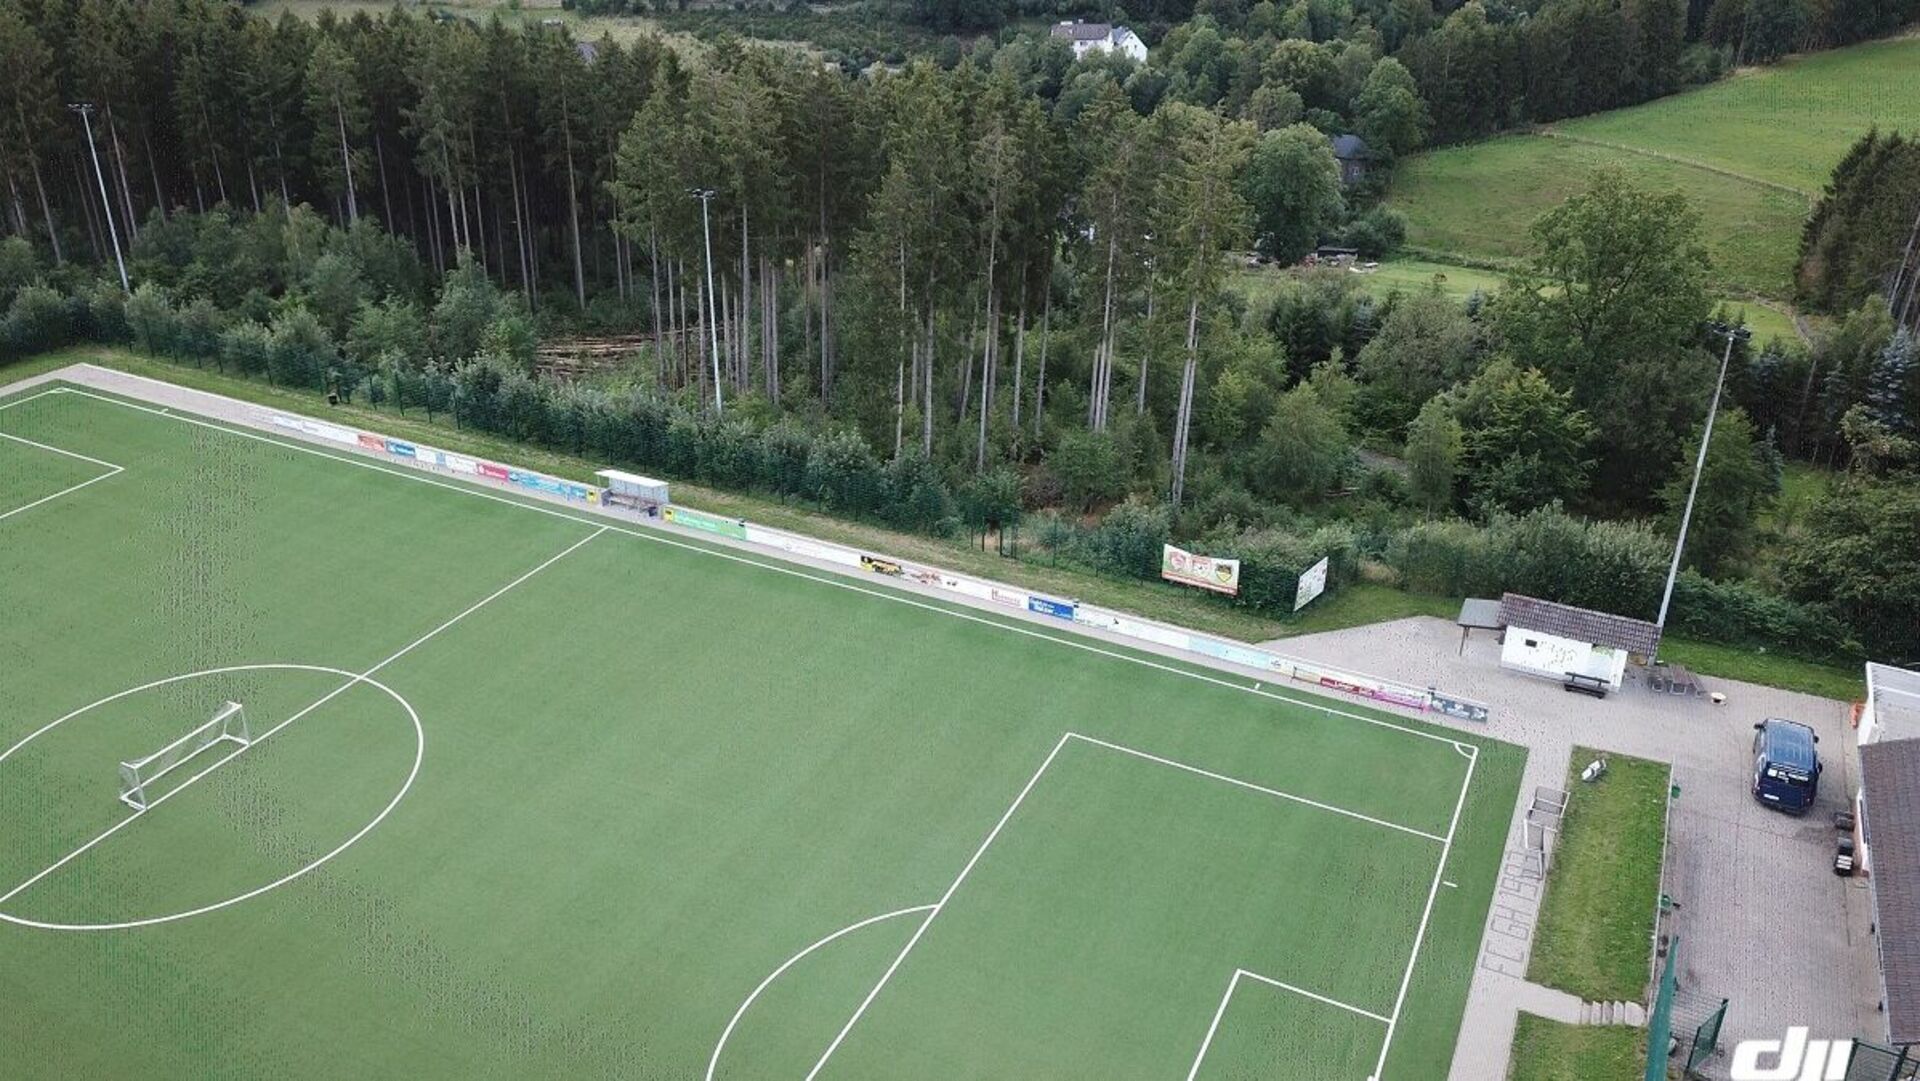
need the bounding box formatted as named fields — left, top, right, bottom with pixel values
left=1370, top=744, right=1479, bottom=1081
left=0, top=467, right=122, bottom=524
left=705, top=903, right=937, bottom=1081
left=1185, top=969, right=1391, bottom=1081
left=0, top=526, right=606, bottom=909
left=806, top=732, right=1462, bottom=1079
left=52, top=379, right=1475, bottom=759
left=803, top=733, right=1074, bottom=1081
left=1066, top=733, right=1446, bottom=843
left=0, top=388, right=67, bottom=414
left=1183, top=748, right=1478, bottom=1081
left=0, top=400, right=126, bottom=523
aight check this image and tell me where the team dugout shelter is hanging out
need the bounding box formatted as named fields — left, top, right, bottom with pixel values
left=594, top=469, right=670, bottom=515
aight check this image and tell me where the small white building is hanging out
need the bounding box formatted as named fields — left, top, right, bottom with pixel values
left=1494, top=593, right=1663, bottom=694
left=1050, top=21, right=1148, bottom=62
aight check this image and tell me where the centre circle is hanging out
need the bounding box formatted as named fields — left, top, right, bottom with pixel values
left=0, top=662, right=423, bottom=932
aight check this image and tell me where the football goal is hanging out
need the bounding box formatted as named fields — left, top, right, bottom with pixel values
left=117, top=701, right=251, bottom=811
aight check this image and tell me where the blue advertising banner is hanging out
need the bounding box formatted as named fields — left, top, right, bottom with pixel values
left=1027, top=596, right=1076, bottom=620
left=385, top=439, right=416, bottom=459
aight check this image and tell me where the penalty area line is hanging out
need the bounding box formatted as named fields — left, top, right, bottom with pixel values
left=0, top=408, right=126, bottom=525
left=0, top=525, right=607, bottom=911
left=1186, top=969, right=1389, bottom=1081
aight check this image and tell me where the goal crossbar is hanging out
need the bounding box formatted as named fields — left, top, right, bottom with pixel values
left=117, top=702, right=250, bottom=811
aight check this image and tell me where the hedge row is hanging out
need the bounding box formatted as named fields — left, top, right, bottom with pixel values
left=1385, top=508, right=1859, bottom=660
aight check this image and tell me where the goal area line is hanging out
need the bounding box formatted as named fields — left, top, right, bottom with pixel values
left=0, top=391, right=125, bottom=524
left=803, top=730, right=1477, bottom=1081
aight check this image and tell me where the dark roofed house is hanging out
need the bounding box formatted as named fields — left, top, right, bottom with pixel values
left=1329, top=133, right=1371, bottom=185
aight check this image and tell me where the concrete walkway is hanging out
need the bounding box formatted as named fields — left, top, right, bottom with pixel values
left=1266, top=617, right=1883, bottom=1080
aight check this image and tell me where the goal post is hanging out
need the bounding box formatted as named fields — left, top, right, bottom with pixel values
left=117, top=701, right=250, bottom=811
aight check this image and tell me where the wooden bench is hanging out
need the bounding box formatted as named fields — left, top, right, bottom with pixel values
left=1563, top=672, right=1609, bottom=699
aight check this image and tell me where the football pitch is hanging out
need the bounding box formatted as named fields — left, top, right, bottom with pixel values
left=0, top=378, right=1524, bottom=1080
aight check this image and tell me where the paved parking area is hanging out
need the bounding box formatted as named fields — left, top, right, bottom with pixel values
left=1264, top=617, right=1883, bottom=1080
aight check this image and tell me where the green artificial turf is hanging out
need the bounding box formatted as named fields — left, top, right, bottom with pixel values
left=0, top=382, right=1524, bottom=1079
left=1527, top=750, right=1671, bottom=1004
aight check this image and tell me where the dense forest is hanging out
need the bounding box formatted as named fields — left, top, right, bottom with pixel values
left=0, top=0, right=1916, bottom=663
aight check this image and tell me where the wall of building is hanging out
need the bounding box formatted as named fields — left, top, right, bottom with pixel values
left=1499, top=627, right=1628, bottom=689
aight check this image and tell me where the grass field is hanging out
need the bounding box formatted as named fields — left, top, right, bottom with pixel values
left=1387, top=136, right=1809, bottom=298
left=1231, top=260, right=1801, bottom=341
left=0, top=379, right=1523, bottom=1079
left=1506, top=1013, right=1645, bottom=1081
left=1527, top=750, right=1671, bottom=1004
left=1386, top=33, right=1920, bottom=301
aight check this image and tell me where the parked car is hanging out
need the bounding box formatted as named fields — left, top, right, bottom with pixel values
left=1751, top=718, right=1822, bottom=814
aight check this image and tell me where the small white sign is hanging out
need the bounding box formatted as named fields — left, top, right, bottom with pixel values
left=1293, top=556, right=1330, bottom=611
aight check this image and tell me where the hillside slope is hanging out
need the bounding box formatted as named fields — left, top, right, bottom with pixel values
left=1386, top=33, right=1920, bottom=301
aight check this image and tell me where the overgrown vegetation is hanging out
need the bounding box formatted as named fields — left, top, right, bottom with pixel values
left=1529, top=749, right=1671, bottom=1004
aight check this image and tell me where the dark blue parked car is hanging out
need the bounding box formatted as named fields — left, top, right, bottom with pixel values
left=1751, top=718, right=1821, bottom=814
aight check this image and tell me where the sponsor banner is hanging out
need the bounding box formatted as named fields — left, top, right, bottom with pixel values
left=415, top=446, right=445, bottom=469
left=1161, top=544, right=1241, bottom=596
left=478, top=462, right=510, bottom=481
left=662, top=506, right=748, bottom=540
left=270, top=414, right=360, bottom=446
left=385, top=439, right=416, bottom=460
left=1104, top=613, right=1190, bottom=649
left=990, top=587, right=1031, bottom=609
left=1430, top=692, right=1491, bottom=723
left=1313, top=673, right=1429, bottom=712
left=444, top=454, right=478, bottom=476
left=357, top=433, right=386, bottom=451
left=860, top=555, right=904, bottom=577
left=939, top=576, right=999, bottom=603
left=1294, top=556, right=1331, bottom=611
left=743, top=525, right=862, bottom=567
left=1027, top=596, right=1076, bottom=621
left=310, top=421, right=358, bottom=445
left=1190, top=637, right=1275, bottom=670
left=1073, top=607, right=1128, bottom=635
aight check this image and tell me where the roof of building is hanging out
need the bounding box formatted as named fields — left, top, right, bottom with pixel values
left=1870, top=663, right=1920, bottom=744
left=1329, top=133, right=1370, bottom=160
left=1458, top=598, right=1504, bottom=631
left=1052, top=21, right=1115, bottom=41
left=1497, top=593, right=1663, bottom=655
left=1862, top=738, right=1920, bottom=1044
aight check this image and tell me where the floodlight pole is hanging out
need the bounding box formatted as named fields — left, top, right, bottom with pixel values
left=690, top=187, right=723, bottom=416
left=69, top=102, right=129, bottom=295
left=1652, top=322, right=1750, bottom=659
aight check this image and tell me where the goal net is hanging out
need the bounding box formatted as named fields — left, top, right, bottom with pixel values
left=117, top=701, right=250, bottom=810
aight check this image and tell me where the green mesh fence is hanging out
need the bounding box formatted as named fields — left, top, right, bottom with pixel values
left=1646, top=934, right=1679, bottom=1081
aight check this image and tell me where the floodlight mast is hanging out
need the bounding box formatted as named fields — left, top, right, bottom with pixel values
left=69, top=102, right=130, bottom=295
left=1652, top=321, right=1751, bottom=661
left=690, top=187, right=724, bottom=416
